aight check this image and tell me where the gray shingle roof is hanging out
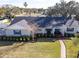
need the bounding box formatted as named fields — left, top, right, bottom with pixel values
left=6, top=20, right=33, bottom=31
left=11, top=16, right=69, bottom=28
left=0, top=16, right=71, bottom=30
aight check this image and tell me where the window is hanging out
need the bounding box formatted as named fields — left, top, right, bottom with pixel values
left=67, top=28, right=74, bottom=31
left=13, top=30, right=21, bottom=35
left=54, top=29, right=62, bottom=35
left=55, top=29, right=61, bottom=33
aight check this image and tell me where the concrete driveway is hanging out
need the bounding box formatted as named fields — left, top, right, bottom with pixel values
left=59, top=40, right=66, bottom=58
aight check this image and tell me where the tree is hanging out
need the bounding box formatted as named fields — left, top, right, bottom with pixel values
left=46, top=1, right=79, bottom=17
left=24, top=2, right=28, bottom=8
left=11, top=7, right=21, bottom=15
left=24, top=2, right=28, bottom=15
left=0, top=8, right=5, bottom=16
left=71, top=33, right=79, bottom=46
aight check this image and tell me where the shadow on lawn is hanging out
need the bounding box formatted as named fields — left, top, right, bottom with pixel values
left=0, top=37, right=71, bottom=46
left=35, top=37, right=71, bottom=42
left=0, top=41, right=19, bottom=46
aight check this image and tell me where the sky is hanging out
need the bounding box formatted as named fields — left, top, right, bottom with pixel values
left=0, top=0, right=79, bottom=9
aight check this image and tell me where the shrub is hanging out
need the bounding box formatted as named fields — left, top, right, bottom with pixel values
left=71, top=33, right=79, bottom=46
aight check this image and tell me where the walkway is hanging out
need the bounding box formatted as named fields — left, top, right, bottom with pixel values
left=59, top=40, right=66, bottom=58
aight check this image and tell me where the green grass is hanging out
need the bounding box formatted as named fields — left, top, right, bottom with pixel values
left=64, top=40, right=79, bottom=58
left=2, top=19, right=11, bottom=24
left=4, top=41, right=60, bottom=58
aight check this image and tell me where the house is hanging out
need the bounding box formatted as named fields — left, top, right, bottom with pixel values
left=1, top=16, right=79, bottom=41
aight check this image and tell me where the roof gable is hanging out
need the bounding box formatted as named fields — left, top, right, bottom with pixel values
left=6, top=20, right=32, bottom=31
left=66, top=19, right=79, bottom=27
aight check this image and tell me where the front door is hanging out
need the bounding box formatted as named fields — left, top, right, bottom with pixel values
left=46, top=29, right=52, bottom=38
left=54, top=29, right=62, bottom=38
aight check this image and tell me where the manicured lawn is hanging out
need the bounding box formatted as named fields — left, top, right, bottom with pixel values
left=2, top=19, right=11, bottom=24
left=3, top=41, right=60, bottom=58
left=64, top=40, right=79, bottom=58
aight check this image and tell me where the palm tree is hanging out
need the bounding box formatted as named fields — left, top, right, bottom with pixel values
left=24, top=2, right=28, bottom=15
left=24, top=2, right=28, bottom=8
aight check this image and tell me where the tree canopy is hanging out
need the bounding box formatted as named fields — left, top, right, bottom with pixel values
left=46, top=1, right=79, bottom=17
